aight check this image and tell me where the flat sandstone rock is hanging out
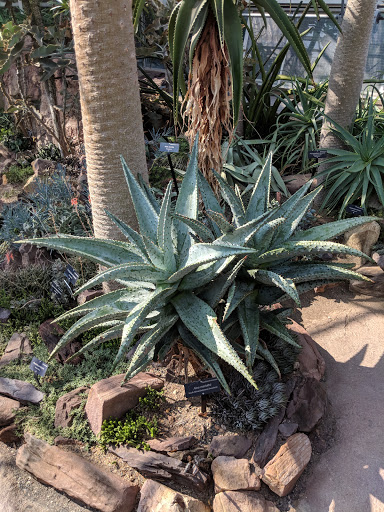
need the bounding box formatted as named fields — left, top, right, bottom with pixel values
left=16, top=434, right=138, bottom=512
left=138, top=479, right=210, bottom=512
left=261, top=433, right=312, bottom=497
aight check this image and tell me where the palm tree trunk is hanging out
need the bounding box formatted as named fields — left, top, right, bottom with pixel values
left=316, top=0, right=377, bottom=203
left=69, top=0, right=148, bottom=240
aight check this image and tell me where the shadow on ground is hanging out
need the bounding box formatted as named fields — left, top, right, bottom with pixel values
left=295, top=284, right=384, bottom=512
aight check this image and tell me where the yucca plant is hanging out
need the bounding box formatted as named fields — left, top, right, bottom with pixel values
left=319, top=99, right=384, bottom=217
left=18, top=139, right=377, bottom=392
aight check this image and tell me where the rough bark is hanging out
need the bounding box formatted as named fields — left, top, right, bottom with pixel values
left=69, top=0, right=148, bottom=239
left=316, top=0, right=377, bottom=204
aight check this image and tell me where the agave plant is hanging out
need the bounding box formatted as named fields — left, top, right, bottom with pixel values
left=319, top=99, right=384, bottom=217
left=18, top=139, right=377, bottom=392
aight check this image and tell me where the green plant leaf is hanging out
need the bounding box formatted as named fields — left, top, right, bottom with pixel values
left=238, top=296, right=260, bottom=370
left=172, top=292, right=257, bottom=388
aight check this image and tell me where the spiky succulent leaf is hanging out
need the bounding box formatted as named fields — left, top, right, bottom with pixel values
left=223, top=282, right=255, bottom=322
left=121, top=157, right=159, bottom=241
left=246, top=152, right=272, bottom=221
left=200, top=258, right=245, bottom=308
left=157, top=181, right=177, bottom=273
left=105, top=210, right=149, bottom=261
left=18, top=236, right=144, bottom=267
left=261, top=315, right=300, bottom=348
left=238, top=296, right=260, bottom=370
left=291, top=216, right=381, bottom=242
left=172, top=213, right=214, bottom=242
left=178, top=323, right=231, bottom=394
left=206, top=210, right=234, bottom=234
left=172, top=292, right=257, bottom=388
left=249, top=269, right=300, bottom=305
left=66, top=323, right=124, bottom=362
left=168, top=243, right=256, bottom=283
left=124, top=313, right=179, bottom=381
left=253, top=240, right=374, bottom=264
left=114, top=285, right=177, bottom=368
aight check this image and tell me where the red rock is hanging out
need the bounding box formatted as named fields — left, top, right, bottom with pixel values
left=0, top=333, right=33, bottom=368
left=211, top=456, right=262, bottom=492
left=54, top=386, right=89, bottom=428
left=147, top=436, right=197, bottom=452
left=262, top=433, right=312, bottom=497
left=0, top=423, right=21, bottom=444
left=287, top=320, right=325, bottom=381
left=209, top=434, right=252, bottom=458
left=138, top=479, right=210, bottom=512
left=0, top=396, right=21, bottom=426
left=286, top=377, right=327, bottom=432
left=16, top=434, right=139, bottom=512
left=213, top=491, right=279, bottom=512
left=85, top=372, right=164, bottom=434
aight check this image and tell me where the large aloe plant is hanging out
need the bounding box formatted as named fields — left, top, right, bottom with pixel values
left=19, top=139, right=376, bottom=392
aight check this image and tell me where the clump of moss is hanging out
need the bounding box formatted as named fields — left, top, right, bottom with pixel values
left=5, top=164, right=34, bottom=184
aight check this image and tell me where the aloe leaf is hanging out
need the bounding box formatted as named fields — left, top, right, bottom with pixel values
left=124, top=313, right=179, bottom=381
left=238, top=297, right=260, bottom=370
left=217, top=212, right=270, bottom=246
left=66, top=323, right=124, bottom=362
left=48, top=305, right=128, bottom=361
left=174, top=136, right=199, bottom=255
left=246, top=152, right=272, bottom=221
left=172, top=213, right=214, bottom=241
left=261, top=315, right=300, bottom=348
left=120, top=157, right=159, bottom=241
left=142, top=236, right=165, bottom=269
left=206, top=210, right=234, bottom=234
left=16, top=236, right=143, bottom=267
left=223, top=0, right=243, bottom=125
left=249, top=269, right=300, bottom=305
left=200, top=257, right=245, bottom=308
left=74, top=264, right=167, bottom=296
left=252, top=217, right=285, bottom=248
left=137, top=173, right=161, bottom=214
left=168, top=243, right=256, bottom=283
left=178, top=323, right=231, bottom=394
left=271, top=187, right=322, bottom=245
left=291, top=216, right=380, bottom=241
left=213, top=0, right=225, bottom=47
left=223, top=282, right=255, bottom=322
left=157, top=181, right=173, bottom=249
left=105, top=210, right=149, bottom=261
left=114, top=286, right=177, bottom=368
left=254, top=240, right=374, bottom=264
left=179, top=255, right=237, bottom=290
left=280, top=263, right=373, bottom=284
left=211, top=169, right=245, bottom=226
left=54, top=289, right=151, bottom=323
left=257, top=343, right=281, bottom=378
left=198, top=170, right=224, bottom=237
left=172, top=292, right=257, bottom=388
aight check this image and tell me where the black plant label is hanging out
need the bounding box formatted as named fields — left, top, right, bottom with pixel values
left=30, top=357, right=48, bottom=377
left=184, top=378, right=221, bottom=398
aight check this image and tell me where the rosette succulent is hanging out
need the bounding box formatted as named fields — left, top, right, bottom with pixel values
left=19, top=138, right=377, bottom=392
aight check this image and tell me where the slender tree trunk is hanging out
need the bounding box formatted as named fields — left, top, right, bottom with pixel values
left=69, top=0, right=148, bottom=239
left=316, top=0, right=377, bottom=204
